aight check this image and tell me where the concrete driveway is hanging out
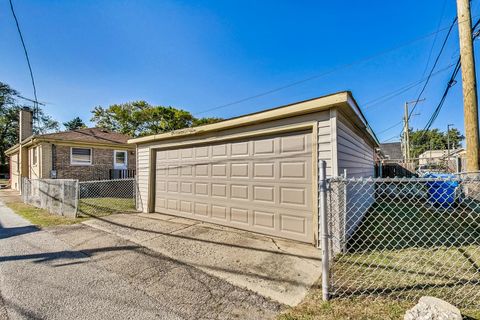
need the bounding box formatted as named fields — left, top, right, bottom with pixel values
left=82, top=213, right=322, bottom=306
left=0, top=199, right=282, bottom=319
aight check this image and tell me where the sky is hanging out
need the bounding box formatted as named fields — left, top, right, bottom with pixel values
left=1, top=0, right=479, bottom=143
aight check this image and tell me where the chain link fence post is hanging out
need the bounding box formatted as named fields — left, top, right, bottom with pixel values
left=318, top=160, right=330, bottom=301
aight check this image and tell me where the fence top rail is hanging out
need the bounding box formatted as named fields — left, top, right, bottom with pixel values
left=25, top=178, right=79, bottom=182
left=78, top=178, right=135, bottom=184
left=328, top=176, right=480, bottom=183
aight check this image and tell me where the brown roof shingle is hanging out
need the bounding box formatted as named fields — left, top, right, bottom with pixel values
left=36, top=127, right=131, bottom=145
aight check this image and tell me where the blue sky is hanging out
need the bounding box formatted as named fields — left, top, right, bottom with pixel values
left=1, top=0, right=479, bottom=142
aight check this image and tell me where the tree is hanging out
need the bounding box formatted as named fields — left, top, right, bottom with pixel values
left=0, top=82, right=59, bottom=164
left=410, top=128, right=464, bottom=159
left=63, top=117, right=87, bottom=131
left=91, top=101, right=223, bottom=137
left=192, top=117, right=223, bottom=127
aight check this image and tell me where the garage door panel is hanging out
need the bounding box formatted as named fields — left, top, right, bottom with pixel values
left=155, top=130, right=313, bottom=243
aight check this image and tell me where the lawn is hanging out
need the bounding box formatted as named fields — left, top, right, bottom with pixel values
left=277, top=288, right=480, bottom=320
left=78, top=197, right=136, bottom=217
left=279, top=194, right=480, bottom=319
left=6, top=202, right=87, bottom=227
left=330, top=199, right=480, bottom=308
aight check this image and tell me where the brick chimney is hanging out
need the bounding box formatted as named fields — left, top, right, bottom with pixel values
left=19, top=107, right=33, bottom=142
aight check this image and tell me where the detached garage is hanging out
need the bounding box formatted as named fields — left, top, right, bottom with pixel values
left=130, top=91, right=379, bottom=244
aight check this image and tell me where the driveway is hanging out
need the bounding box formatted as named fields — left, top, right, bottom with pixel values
left=81, top=213, right=322, bottom=306
left=0, top=199, right=282, bottom=319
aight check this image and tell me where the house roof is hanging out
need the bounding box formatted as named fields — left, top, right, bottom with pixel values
left=129, top=91, right=380, bottom=146
left=6, top=128, right=132, bottom=155
left=35, top=127, right=130, bottom=144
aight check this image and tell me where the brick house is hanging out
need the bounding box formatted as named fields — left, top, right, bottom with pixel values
left=6, top=108, right=135, bottom=192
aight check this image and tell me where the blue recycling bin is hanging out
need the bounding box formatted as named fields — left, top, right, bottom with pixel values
left=424, top=173, right=459, bottom=208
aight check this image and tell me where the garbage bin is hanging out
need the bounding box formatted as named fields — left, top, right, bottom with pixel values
left=425, top=173, right=459, bottom=208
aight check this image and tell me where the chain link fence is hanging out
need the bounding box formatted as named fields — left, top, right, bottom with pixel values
left=325, top=175, right=480, bottom=308
left=77, top=178, right=137, bottom=217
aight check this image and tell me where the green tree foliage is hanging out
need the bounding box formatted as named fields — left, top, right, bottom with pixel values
left=91, top=101, right=223, bottom=137
left=0, top=82, right=59, bottom=164
left=63, top=117, right=87, bottom=130
left=410, top=128, right=464, bottom=158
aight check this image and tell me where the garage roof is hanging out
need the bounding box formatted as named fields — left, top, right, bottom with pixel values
left=129, top=91, right=379, bottom=146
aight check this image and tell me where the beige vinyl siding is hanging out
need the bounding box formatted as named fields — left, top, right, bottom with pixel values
left=335, top=111, right=375, bottom=246
left=336, top=111, right=375, bottom=178
left=136, top=144, right=152, bottom=212
left=317, top=110, right=333, bottom=177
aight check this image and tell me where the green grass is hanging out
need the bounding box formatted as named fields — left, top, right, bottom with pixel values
left=78, top=197, right=136, bottom=217
left=6, top=202, right=87, bottom=227
left=277, top=292, right=480, bottom=320
left=331, top=199, right=480, bottom=307
left=279, top=197, right=480, bottom=319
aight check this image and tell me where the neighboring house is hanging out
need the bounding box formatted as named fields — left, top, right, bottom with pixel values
left=418, top=148, right=464, bottom=165
left=380, top=142, right=403, bottom=163
left=6, top=108, right=135, bottom=192
left=418, top=148, right=465, bottom=173
left=129, top=91, right=380, bottom=245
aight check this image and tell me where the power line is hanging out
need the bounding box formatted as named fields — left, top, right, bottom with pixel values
left=193, top=16, right=473, bottom=117
left=376, top=121, right=404, bottom=135
left=9, top=0, right=39, bottom=119
left=363, top=63, right=455, bottom=109
left=404, top=16, right=458, bottom=127
left=415, top=0, right=448, bottom=96
left=416, top=17, right=480, bottom=139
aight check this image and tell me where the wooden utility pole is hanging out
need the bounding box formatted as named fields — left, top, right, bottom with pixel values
left=404, top=102, right=411, bottom=162
left=457, top=0, right=480, bottom=171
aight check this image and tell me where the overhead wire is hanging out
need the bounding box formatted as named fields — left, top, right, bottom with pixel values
left=416, top=16, right=480, bottom=138
left=8, top=0, right=39, bottom=125
left=193, top=16, right=475, bottom=117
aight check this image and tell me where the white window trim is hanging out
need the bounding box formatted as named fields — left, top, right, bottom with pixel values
left=70, top=147, right=93, bottom=166
left=114, top=150, right=128, bottom=169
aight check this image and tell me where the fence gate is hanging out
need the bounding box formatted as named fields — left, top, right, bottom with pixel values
left=325, top=176, right=480, bottom=308
left=77, top=178, right=137, bottom=217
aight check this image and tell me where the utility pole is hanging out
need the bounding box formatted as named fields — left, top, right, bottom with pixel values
left=403, top=99, right=425, bottom=166
left=457, top=0, right=480, bottom=171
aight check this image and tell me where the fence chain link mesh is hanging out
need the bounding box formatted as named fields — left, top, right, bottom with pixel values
left=78, top=178, right=137, bottom=217
left=326, top=176, right=480, bottom=308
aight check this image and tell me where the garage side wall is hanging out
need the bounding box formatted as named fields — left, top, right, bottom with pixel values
left=334, top=110, right=376, bottom=248
left=136, top=144, right=153, bottom=212
left=336, top=111, right=375, bottom=178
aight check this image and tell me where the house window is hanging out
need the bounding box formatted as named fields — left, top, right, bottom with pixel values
left=114, top=150, right=127, bottom=169
left=32, top=147, right=38, bottom=166
left=71, top=147, right=92, bottom=165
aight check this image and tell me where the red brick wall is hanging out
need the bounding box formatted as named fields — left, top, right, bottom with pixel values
left=54, top=145, right=136, bottom=181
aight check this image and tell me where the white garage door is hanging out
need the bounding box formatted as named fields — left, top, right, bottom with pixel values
left=154, top=130, right=313, bottom=242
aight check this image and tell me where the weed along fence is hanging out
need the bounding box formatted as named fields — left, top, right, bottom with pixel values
left=22, top=178, right=137, bottom=218
left=22, top=178, right=79, bottom=218
left=318, top=163, right=480, bottom=308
